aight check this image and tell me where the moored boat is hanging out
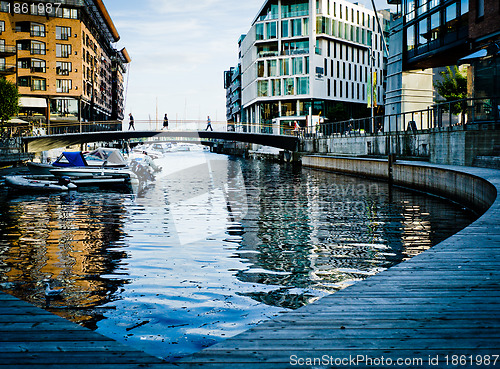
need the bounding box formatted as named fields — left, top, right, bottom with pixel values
left=5, top=175, right=77, bottom=192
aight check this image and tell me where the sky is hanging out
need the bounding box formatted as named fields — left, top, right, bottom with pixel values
left=104, top=0, right=392, bottom=125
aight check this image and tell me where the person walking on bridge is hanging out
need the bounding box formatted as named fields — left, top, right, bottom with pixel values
left=128, top=113, right=135, bottom=130
left=163, top=114, right=169, bottom=130
left=205, top=116, right=213, bottom=131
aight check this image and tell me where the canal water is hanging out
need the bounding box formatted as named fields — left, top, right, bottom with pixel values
left=0, top=151, right=477, bottom=361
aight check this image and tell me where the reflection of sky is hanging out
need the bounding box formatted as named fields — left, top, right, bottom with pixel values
left=0, top=151, right=476, bottom=361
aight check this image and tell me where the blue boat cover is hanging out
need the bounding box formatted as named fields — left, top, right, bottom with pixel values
left=53, top=152, right=87, bottom=167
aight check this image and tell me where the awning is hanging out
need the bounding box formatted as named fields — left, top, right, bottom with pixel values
left=19, top=97, right=47, bottom=108
left=458, top=49, right=488, bottom=64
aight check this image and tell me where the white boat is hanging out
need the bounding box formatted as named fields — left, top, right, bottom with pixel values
left=5, top=175, right=77, bottom=192
left=28, top=148, right=128, bottom=176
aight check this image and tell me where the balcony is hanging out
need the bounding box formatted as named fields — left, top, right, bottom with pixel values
left=0, top=45, right=16, bottom=56
left=0, top=64, right=17, bottom=75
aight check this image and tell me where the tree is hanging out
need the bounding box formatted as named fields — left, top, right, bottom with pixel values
left=434, top=66, right=468, bottom=115
left=0, top=77, right=20, bottom=126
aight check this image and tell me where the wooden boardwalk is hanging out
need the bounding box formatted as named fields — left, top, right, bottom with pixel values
left=0, top=292, right=168, bottom=368
left=1, top=164, right=499, bottom=368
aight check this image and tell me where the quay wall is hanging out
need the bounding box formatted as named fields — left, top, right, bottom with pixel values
left=302, top=128, right=500, bottom=167
left=303, top=155, right=497, bottom=213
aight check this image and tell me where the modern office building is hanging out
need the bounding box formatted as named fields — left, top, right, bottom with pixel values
left=232, top=0, right=390, bottom=134
left=224, top=64, right=242, bottom=124
left=385, top=0, right=499, bottom=130
left=0, top=0, right=131, bottom=130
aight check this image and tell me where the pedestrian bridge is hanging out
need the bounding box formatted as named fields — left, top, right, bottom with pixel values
left=22, top=130, right=300, bottom=152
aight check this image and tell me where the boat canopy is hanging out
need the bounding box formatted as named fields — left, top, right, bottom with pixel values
left=86, top=148, right=127, bottom=166
left=53, top=152, right=87, bottom=167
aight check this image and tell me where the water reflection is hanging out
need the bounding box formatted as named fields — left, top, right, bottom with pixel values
left=0, top=192, right=130, bottom=329
left=0, top=153, right=477, bottom=360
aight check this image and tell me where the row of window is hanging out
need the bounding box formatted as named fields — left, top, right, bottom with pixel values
left=258, top=77, right=310, bottom=97
left=321, top=58, right=382, bottom=84
left=325, top=78, right=381, bottom=102
left=257, top=56, right=311, bottom=78
left=256, top=17, right=310, bottom=41
left=406, top=0, right=468, bottom=50
left=257, top=2, right=308, bottom=21
left=317, top=16, right=376, bottom=48
left=13, top=23, right=72, bottom=39
left=17, top=76, right=72, bottom=92
left=319, top=0, right=376, bottom=29
left=17, top=58, right=72, bottom=74
left=14, top=40, right=73, bottom=57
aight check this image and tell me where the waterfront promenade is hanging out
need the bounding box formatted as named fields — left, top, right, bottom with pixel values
left=0, top=161, right=499, bottom=368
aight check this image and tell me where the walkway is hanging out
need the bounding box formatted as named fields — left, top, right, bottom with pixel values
left=0, top=163, right=499, bottom=368
left=0, top=292, right=167, bottom=368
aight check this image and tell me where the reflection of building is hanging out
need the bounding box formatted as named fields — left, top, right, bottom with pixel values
left=0, top=195, right=129, bottom=329
left=232, top=0, right=390, bottom=134
left=0, top=0, right=131, bottom=130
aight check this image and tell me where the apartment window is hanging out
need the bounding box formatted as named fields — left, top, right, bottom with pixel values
left=304, top=56, right=309, bottom=73
left=56, top=44, right=72, bottom=58
left=281, top=59, right=290, bottom=75
left=476, top=0, right=484, bottom=18
left=297, top=77, right=309, bottom=95
left=18, top=76, right=30, bottom=87
left=418, top=18, right=428, bottom=45
left=18, top=58, right=29, bottom=69
left=291, top=19, right=302, bottom=36
left=407, top=25, right=415, bottom=50
left=334, top=80, right=337, bottom=96
left=31, top=59, right=46, bottom=73
left=460, top=0, right=468, bottom=15
left=331, top=60, right=334, bottom=77
left=57, top=79, right=72, bottom=93
left=256, top=23, right=264, bottom=40
left=266, top=22, right=277, bottom=39
left=339, top=80, right=343, bottom=97
left=56, top=26, right=71, bottom=40
left=55, top=7, right=78, bottom=19
left=32, top=78, right=46, bottom=91
left=327, top=79, right=331, bottom=96
left=284, top=78, right=294, bottom=95
left=257, top=61, right=265, bottom=77
left=258, top=80, right=268, bottom=97
left=31, top=41, right=45, bottom=55
left=0, top=21, right=5, bottom=33
left=292, top=57, right=303, bottom=74
left=272, top=79, right=281, bottom=96
left=282, top=20, right=289, bottom=37
left=31, top=23, right=45, bottom=37
left=56, top=61, right=72, bottom=75
left=268, top=59, right=278, bottom=76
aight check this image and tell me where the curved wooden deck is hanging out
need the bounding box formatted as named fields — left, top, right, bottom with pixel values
left=1, top=163, right=499, bottom=368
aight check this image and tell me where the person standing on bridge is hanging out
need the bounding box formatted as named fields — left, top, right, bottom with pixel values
left=128, top=113, right=135, bottom=130
left=205, top=116, right=213, bottom=131
left=162, top=114, right=169, bottom=130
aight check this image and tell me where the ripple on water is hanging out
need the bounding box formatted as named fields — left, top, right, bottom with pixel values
left=0, top=152, right=477, bottom=361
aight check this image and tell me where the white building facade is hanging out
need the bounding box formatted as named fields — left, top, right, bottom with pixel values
left=239, top=0, right=389, bottom=134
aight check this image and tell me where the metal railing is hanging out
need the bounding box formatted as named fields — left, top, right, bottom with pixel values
left=303, top=97, right=500, bottom=138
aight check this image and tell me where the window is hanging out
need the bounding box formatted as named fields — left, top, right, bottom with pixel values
left=18, top=76, right=30, bottom=87
left=477, top=0, right=484, bottom=18
left=430, top=12, right=440, bottom=41
left=56, top=61, right=72, bottom=75
left=57, top=79, right=72, bottom=93
left=56, top=26, right=71, bottom=40
left=282, top=20, right=289, bottom=37
left=32, top=78, right=46, bottom=91
left=281, top=59, right=290, bottom=75
left=446, top=3, right=457, bottom=22
left=31, top=23, right=45, bottom=37
left=268, top=59, right=277, bottom=76
left=257, top=80, right=268, bottom=97
left=297, top=77, right=309, bottom=95
left=460, top=0, right=468, bottom=15
left=257, top=61, right=265, bottom=77
left=31, top=59, right=46, bottom=73
left=0, top=21, right=4, bottom=33
left=256, top=23, right=264, bottom=40
left=272, top=79, right=281, bottom=96
left=18, top=59, right=30, bottom=69
left=284, top=78, right=294, bottom=95
left=31, top=41, right=45, bottom=55
left=266, top=22, right=277, bottom=39
left=291, top=19, right=302, bottom=36
left=56, top=44, right=72, bottom=58
left=407, top=25, right=415, bottom=50
left=292, top=57, right=303, bottom=74
left=418, top=18, right=428, bottom=45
